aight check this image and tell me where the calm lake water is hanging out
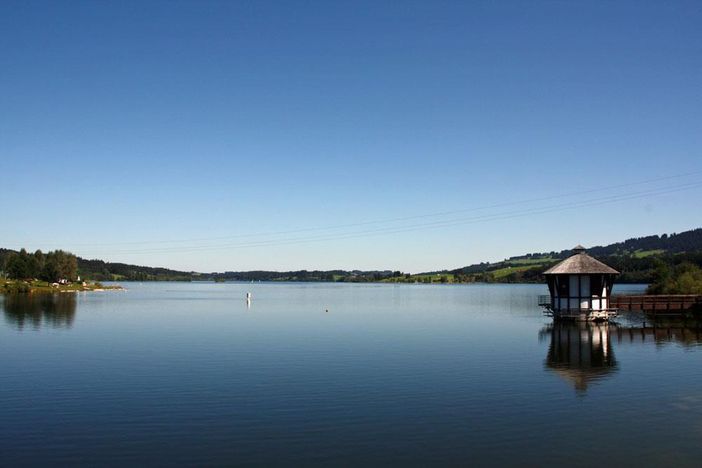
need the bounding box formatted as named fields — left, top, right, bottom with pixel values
left=1, top=282, right=701, bottom=467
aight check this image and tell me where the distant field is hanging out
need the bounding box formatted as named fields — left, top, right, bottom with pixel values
left=632, top=249, right=665, bottom=258
left=489, top=265, right=535, bottom=279
left=507, top=256, right=554, bottom=265
left=1, top=279, right=119, bottom=293
left=381, top=273, right=455, bottom=283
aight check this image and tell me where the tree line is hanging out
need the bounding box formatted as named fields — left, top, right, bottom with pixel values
left=2, top=249, right=78, bottom=283
left=2, top=227, right=702, bottom=287
left=508, top=228, right=702, bottom=261
left=647, top=261, right=702, bottom=295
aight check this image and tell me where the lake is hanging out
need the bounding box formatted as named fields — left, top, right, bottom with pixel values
left=1, top=282, right=701, bottom=466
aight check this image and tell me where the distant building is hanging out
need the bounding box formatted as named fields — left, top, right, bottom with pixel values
left=539, top=245, right=619, bottom=321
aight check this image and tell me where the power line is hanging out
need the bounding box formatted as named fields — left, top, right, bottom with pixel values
left=81, top=180, right=702, bottom=255
left=16, top=169, right=702, bottom=249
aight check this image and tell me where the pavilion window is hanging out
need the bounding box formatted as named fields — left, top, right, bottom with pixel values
left=590, top=275, right=603, bottom=297
left=557, top=276, right=569, bottom=296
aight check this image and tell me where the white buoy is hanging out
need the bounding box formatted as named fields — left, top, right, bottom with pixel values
left=246, top=292, right=252, bottom=301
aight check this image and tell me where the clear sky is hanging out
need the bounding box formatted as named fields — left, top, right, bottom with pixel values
left=1, top=0, right=701, bottom=273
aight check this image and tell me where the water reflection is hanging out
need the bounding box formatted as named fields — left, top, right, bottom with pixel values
left=611, top=322, right=702, bottom=348
left=2, top=293, right=77, bottom=330
left=540, top=322, right=617, bottom=392
left=541, top=321, right=702, bottom=392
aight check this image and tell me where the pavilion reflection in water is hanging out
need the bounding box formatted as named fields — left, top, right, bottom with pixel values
left=1, top=293, right=77, bottom=330
left=541, top=322, right=616, bottom=392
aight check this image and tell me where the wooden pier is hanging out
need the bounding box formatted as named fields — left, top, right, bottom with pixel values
left=610, top=295, right=702, bottom=315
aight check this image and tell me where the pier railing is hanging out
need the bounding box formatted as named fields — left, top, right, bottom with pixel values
left=610, top=295, right=702, bottom=313
left=538, top=295, right=552, bottom=307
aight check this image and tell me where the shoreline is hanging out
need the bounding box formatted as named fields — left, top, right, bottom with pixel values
left=1, top=279, right=124, bottom=295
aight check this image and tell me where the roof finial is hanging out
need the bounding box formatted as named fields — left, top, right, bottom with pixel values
left=573, top=244, right=586, bottom=254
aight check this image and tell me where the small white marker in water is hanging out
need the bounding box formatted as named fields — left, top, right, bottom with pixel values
left=246, top=292, right=252, bottom=301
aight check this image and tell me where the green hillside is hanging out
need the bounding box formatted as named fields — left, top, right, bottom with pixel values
left=2, top=228, right=702, bottom=284
left=397, top=228, right=702, bottom=284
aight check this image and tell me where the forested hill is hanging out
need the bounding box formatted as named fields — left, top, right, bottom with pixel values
left=0, top=249, right=393, bottom=282
left=0, top=249, right=196, bottom=282
left=77, top=257, right=196, bottom=281
left=2, top=228, right=702, bottom=283
left=517, top=228, right=702, bottom=260
left=442, top=228, right=702, bottom=284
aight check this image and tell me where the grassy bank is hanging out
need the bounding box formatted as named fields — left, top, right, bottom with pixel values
left=1, top=279, right=124, bottom=294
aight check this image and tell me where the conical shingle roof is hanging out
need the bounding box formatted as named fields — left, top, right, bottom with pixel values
left=544, top=247, right=619, bottom=275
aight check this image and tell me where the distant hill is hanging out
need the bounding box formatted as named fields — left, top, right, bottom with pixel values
left=439, top=228, right=702, bottom=284
left=0, top=249, right=196, bottom=282
left=0, top=249, right=395, bottom=283
left=510, top=228, right=702, bottom=260
left=76, top=257, right=196, bottom=281
left=2, top=228, right=701, bottom=284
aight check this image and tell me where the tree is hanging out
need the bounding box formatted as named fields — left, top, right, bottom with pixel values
left=41, top=250, right=78, bottom=282
left=33, top=250, right=45, bottom=277
left=647, top=262, right=702, bottom=295
left=647, top=259, right=670, bottom=294
left=674, top=266, right=702, bottom=294
left=4, top=248, right=78, bottom=281
left=6, top=252, right=31, bottom=279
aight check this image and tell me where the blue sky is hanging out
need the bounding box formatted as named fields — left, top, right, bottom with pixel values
left=1, top=0, right=701, bottom=272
